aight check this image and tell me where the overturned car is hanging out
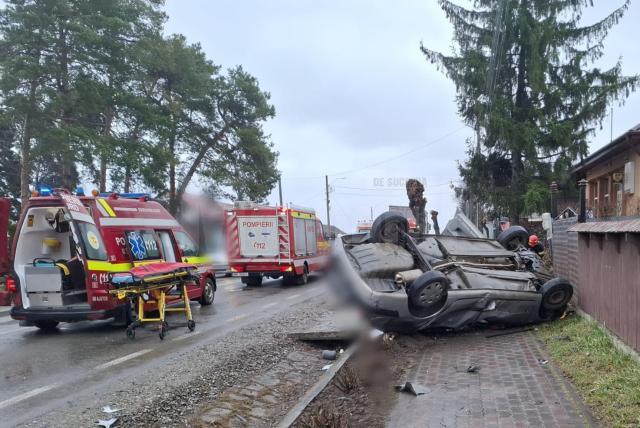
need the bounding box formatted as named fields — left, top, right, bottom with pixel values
left=331, top=212, right=573, bottom=333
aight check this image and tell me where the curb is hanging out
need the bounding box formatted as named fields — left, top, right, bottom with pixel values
left=277, top=345, right=357, bottom=428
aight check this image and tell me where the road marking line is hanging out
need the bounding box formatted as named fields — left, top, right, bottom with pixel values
left=286, top=294, right=301, bottom=300
left=95, top=349, right=153, bottom=371
left=261, top=302, right=278, bottom=310
left=172, top=331, right=202, bottom=342
left=0, top=383, right=60, bottom=409
left=226, top=313, right=248, bottom=323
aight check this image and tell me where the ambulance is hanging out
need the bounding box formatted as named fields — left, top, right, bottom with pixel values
left=226, top=202, right=330, bottom=286
left=8, top=188, right=216, bottom=330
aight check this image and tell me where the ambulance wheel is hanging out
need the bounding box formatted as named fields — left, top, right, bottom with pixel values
left=34, top=320, right=59, bottom=331
left=295, top=265, right=309, bottom=285
left=187, top=320, right=196, bottom=331
left=199, top=278, right=215, bottom=306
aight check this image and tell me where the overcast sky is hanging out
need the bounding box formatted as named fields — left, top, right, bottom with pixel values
left=165, top=0, right=640, bottom=233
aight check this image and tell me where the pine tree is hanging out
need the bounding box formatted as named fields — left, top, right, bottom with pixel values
left=422, top=0, right=638, bottom=221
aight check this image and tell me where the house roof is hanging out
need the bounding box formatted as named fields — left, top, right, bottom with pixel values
left=569, top=219, right=640, bottom=233
left=572, top=123, right=640, bottom=175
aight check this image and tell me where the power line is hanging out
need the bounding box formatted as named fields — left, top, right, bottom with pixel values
left=282, top=126, right=467, bottom=180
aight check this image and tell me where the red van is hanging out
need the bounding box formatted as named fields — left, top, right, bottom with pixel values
left=9, top=189, right=216, bottom=330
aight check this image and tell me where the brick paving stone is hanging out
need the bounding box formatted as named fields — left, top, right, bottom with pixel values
left=387, top=331, right=599, bottom=428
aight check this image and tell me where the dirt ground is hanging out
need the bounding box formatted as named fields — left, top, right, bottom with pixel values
left=294, top=334, right=420, bottom=428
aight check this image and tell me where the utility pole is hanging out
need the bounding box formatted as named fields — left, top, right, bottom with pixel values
left=325, top=175, right=331, bottom=240
left=278, top=176, right=283, bottom=206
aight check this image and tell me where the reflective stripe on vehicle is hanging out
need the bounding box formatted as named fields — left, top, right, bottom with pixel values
left=98, top=218, right=180, bottom=228
left=97, top=198, right=116, bottom=217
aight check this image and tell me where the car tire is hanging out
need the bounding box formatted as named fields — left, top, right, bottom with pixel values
left=370, top=212, right=409, bottom=245
left=199, top=278, right=215, bottom=306
left=540, top=278, right=573, bottom=311
left=34, top=320, right=59, bottom=331
left=407, top=271, right=449, bottom=317
left=497, top=226, right=529, bottom=251
left=295, top=264, right=309, bottom=285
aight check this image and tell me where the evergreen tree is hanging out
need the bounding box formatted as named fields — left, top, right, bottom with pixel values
left=423, top=0, right=638, bottom=221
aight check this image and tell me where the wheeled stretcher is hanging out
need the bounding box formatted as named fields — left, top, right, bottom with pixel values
left=109, top=262, right=198, bottom=340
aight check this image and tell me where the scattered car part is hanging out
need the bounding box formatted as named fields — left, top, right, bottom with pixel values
left=321, top=350, right=337, bottom=360
left=101, top=406, right=122, bottom=414
left=370, top=212, right=408, bottom=244
left=96, top=418, right=117, bottom=428
left=395, top=381, right=430, bottom=396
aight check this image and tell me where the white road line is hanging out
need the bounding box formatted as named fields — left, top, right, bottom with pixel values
left=286, top=294, right=301, bottom=300
left=226, top=313, right=248, bottom=323
left=95, top=349, right=153, bottom=371
left=172, top=331, right=202, bottom=342
left=261, top=302, right=278, bottom=310
left=0, top=383, right=60, bottom=409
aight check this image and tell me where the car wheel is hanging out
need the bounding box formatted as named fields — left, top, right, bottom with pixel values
left=199, top=278, right=215, bottom=306
left=497, top=226, right=529, bottom=251
left=34, top=320, right=59, bottom=331
left=370, top=212, right=409, bottom=245
left=540, top=278, right=573, bottom=311
left=295, top=264, right=309, bottom=285
left=407, top=271, right=449, bottom=317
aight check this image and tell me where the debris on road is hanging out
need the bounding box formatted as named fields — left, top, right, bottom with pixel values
left=395, top=381, right=430, bottom=396
left=101, top=406, right=122, bottom=414
left=96, top=418, right=118, bottom=428
left=466, top=365, right=480, bottom=373
left=321, top=350, right=337, bottom=360
left=538, top=359, right=549, bottom=365
left=321, top=364, right=333, bottom=371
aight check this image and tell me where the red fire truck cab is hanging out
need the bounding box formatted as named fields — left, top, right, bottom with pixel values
left=9, top=189, right=216, bottom=330
left=226, top=202, right=330, bottom=286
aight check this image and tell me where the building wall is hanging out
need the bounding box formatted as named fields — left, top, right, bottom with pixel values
left=576, top=232, right=640, bottom=352
left=585, top=149, right=640, bottom=217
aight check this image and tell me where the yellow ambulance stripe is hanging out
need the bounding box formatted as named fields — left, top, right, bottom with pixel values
left=97, top=198, right=116, bottom=217
left=181, top=256, right=211, bottom=265
left=87, top=259, right=163, bottom=272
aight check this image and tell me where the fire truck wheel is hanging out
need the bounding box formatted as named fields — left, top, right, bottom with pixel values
left=34, top=320, right=59, bottom=331
left=295, top=264, right=309, bottom=285
left=244, top=275, right=263, bottom=287
left=199, top=278, right=215, bottom=306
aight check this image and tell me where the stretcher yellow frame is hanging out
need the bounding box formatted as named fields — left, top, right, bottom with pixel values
left=108, top=270, right=196, bottom=340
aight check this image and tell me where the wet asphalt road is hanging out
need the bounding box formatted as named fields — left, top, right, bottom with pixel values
left=0, top=275, right=326, bottom=427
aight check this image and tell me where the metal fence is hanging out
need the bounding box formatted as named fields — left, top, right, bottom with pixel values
left=552, top=216, right=640, bottom=352
left=551, top=217, right=579, bottom=287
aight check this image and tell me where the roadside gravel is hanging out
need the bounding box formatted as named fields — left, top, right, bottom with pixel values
left=21, top=295, right=333, bottom=427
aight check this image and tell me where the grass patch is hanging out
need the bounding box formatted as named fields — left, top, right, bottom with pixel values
left=537, top=314, right=640, bottom=427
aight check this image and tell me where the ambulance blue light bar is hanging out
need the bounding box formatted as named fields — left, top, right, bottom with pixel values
left=38, top=186, right=53, bottom=196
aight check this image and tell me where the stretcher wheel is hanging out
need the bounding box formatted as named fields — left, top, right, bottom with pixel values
left=187, top=320, right=196, bottom=332
left=159, top=321, right=169, bottom=340
left=126, top=327, right=135, bottom=340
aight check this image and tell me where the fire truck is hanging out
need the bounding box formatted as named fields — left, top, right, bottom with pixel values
left=226, top=202, right=330, bottom=286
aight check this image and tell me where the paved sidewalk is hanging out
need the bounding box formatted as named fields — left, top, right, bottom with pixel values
left=388, top=331, right=598, bottom=428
